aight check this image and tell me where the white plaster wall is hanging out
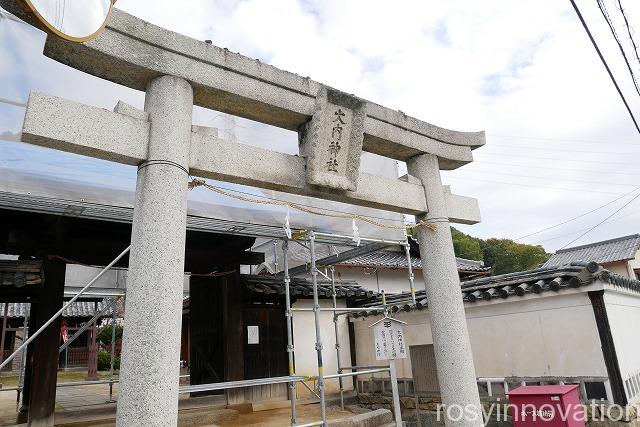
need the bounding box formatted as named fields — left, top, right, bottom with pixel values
left=352, top=291, right=608, bottom=381
left=603, top=261, right=633, bottom=279
left=627, top=250, right=640, bottom=279
left=603, top=288, right=640, bottom=404
left=334, top=265, right=425, bottom=295
left=292, top=299, right=353, bottom=395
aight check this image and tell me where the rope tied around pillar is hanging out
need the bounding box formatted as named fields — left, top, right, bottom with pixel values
left=138, top=159, right=190, bottom=175
left=187, top=178, right=437, bottom=232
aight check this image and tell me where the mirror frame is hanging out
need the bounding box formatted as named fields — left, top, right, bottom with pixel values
left=21, top=0, right=113, bottom=42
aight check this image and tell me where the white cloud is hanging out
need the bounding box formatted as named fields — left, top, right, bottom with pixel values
left=2, top=0, right=640, bottom=253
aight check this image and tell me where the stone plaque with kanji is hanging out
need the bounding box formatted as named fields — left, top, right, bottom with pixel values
left=299, top=87, right=366, bottom=191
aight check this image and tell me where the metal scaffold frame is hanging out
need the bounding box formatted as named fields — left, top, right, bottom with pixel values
left=0, top=227, right=415, bottom=427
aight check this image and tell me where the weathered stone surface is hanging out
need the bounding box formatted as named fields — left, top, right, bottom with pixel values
left=116, top=76, right=193, bottom=427
left=299, top=87, right=366, bottom=191
left=114, top=100, right=149, bottom=121
left=346, top=404, right=374, bottom=415
left=400, top=397, right=416, bottom=409
left=408, top=153, right=483, bottom=427
left=0, top=1, right=484, bottom=169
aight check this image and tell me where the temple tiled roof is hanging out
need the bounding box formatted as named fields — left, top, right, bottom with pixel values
left=242, top=274, right=374, bottom=298
left=0, top=301, right=106, bottom=318
left=338, top=251, right=489, bottom=273
left=543, top=234, right=640, bottom=267
left=353, top=261, right=640, bottom=316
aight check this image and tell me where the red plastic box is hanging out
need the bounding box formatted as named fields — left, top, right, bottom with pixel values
left=508, top=385, right=585, bottom=427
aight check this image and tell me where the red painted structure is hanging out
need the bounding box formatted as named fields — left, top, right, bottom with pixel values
left=508, top=385, right=585, bottom=427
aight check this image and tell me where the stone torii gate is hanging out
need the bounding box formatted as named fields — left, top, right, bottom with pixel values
left=3, top=5, right=485, bottom=427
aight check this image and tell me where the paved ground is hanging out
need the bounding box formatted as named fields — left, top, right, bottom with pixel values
left=0, top=382, right=119, bottom=426
left=0, top=381, right=355, bottom=426
left=217, top=404, right=354, bottom=426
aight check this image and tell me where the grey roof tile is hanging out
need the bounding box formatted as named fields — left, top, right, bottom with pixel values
left=353, top=261, right=640, bottom=316
left=338, top=251, right=489, bottom=272
left=544, top=234, right=640, bottom=267
left=0, top=301, right=105, bottom=318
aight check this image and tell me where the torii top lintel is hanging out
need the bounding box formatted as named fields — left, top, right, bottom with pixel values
left=4, top=4, right=484, bottom=170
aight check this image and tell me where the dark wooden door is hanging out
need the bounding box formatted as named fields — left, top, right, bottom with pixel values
left=243, top=305, right=288, bottom=379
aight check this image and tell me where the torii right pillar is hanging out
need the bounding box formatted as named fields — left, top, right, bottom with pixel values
left=407, top=153, right=483, bottom=427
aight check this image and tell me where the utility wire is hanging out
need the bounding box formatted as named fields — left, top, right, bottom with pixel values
left=457, top=169, right=635, bottom=187
left=489, top=143, right=640, bottom=155
left=488, top=133, right=639, bottom=145
left=569, top=0, right=640, bottom=135
left=445, top=176, right=623, bottom=195
left=478, top=151, right=639, bottom=166
left=597, top=0, right=640, bottom=96
left=515, top=185, right=640, bottom=240
left=616, top=0, right=640, bottom=69
left=532, top=207, right=640, bottom=244
left=477, top=160, right=640, bottom=176
left=559, top=190, right=640, bottom=248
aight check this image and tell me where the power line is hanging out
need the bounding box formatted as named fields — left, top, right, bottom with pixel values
left=476, top=160, right=640, bottom=176
left=478, top=151, right=639, bottom=166
left=445, top=176, right=624, bottom=195
left=569, top=0, right=640, bottom=135
left=515, top=185, right=640, bottom=240
left=457, top=169, right=635, bottom=187
left=597, top=0, right=640, bottom=96
left=489, top=143, right=640, bottom=155
left=559, top=190, right=640, bottom=248
left=487, top=133, right=639, bottom=145
left=615, top=0, right=640, bottom=70
left=532, top=207, right=640, bottom=244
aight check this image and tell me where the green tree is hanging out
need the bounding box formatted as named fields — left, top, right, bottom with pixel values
left=450, top=228, right=549, bottom=275
left=451, top=228, right=483, bottom=261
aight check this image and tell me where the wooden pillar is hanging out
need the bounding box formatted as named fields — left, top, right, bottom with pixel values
left=86, top=322, right=98, bottom=381
left=25, top=258, right=66, bottom=427
left=224, top=269, right=244, bottom=404
left=16, top=311, right=37, bottom=424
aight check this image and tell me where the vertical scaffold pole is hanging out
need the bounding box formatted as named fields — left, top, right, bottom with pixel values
left=382, top=291, right=403, bottom=427
left=283, top=239, right=297, bottom=426
left=109, top=299, right=117, bottom=402
left=329, top=266, right=344, bottom=411
left=404, top=232, right=417, bottom=305
left=309, top=231, right=327, bottom=426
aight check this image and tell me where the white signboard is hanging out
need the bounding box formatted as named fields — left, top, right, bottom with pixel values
left=247, top=325, right=259, bottom=344
left=373, top=319, right=407, bottom=360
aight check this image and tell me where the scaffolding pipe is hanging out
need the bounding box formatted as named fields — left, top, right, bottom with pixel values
left=283, top=239, right=297, bottom=426
left=329, top=266, right=344, bottom=411
left=294, top=421, right=324, bottom=427
left=389, top=360, right=403, bottom=427
left=404, top=235, right=417, bottom=305
left=0, top=245, right=131, bottom=371
left=109, top=298, right=117, bottom=402
left=59, top=297, right=119, bottom=353
left=313, top=231, right=406, bottom=246
left=291, top=307, right=385, bottom=313
left=309, top=231, right=327, bottom=426
left=323, top=367, right=389, bottom=380
left=16, top=313, right=28, bottom=406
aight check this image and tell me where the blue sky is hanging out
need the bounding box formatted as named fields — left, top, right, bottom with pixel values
left=1, top=0, right=640, bottom=252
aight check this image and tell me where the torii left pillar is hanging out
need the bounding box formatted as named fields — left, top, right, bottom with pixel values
left=116, top=76, right=193, bottom=426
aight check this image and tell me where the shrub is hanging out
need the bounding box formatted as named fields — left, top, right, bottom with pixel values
left=96, top=324, right=123, bottom=347
left=98, top=349, right=120, bottom=371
